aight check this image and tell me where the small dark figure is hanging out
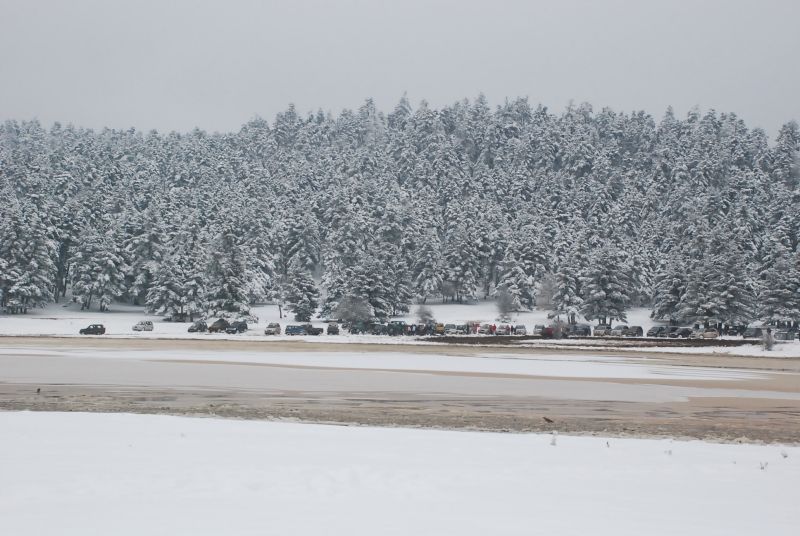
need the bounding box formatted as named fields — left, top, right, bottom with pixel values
left=36, top=388, right=41, bottom=394
left=763, top=327, right=775, bottom=351
left=543, top=416, right=554, bottom=423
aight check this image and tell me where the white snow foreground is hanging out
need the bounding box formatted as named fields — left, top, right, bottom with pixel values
left=1, top=412, right=797, bottom=536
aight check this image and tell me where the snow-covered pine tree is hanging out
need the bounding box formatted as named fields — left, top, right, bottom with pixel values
left=579, top=245, right=631, bottom=324
left=145, top=226, right=207, bottom=322
left=69, top=227, right=126, bottom=311
left=284, top=259, right=319, bottom=322
left=757, top=245, right=800, bottom=324
left=411, top=228, right=443, bottom=303
left=204, top=224, right=251, bottom=318
left=0, top=199, right=57, bottom=311
left=551, top=262, right=583, bottom=325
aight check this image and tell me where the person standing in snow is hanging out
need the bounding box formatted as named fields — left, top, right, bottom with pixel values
left=763, top=327, right=775, bottom=351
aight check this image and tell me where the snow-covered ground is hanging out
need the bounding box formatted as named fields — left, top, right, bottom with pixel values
left=1, top=411, right=797, bottom=536
left=1, top=301, right=798, bottom=357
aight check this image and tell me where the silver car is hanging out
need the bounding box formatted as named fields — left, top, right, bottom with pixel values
left=132, top=320, right=153, bottom=332
left=264, top=322, right=281, bottom=335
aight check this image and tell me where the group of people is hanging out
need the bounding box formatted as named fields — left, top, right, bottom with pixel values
left=472, top=323, right=517, bottom=335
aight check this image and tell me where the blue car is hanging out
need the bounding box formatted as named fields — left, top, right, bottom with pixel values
left=285, top=325, right=306, bottom=336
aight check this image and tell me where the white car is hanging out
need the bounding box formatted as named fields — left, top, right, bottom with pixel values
left=132, top=320, right=153, bottom=332
left=514, top=325, right=527, bottom=336
left=495, top=325, right=511, bottom=335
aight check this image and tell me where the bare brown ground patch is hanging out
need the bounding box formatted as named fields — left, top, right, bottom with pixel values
left=1, top=336, right=799, bottom=444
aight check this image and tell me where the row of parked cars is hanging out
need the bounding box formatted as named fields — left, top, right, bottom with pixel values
left=643, top=325, right=800, bottom=340
left=78, top=317, right=800, bottom=342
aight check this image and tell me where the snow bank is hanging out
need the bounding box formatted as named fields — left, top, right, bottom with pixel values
left=1, top=411, right=798, bottom=536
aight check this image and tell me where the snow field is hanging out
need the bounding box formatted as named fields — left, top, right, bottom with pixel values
left=1, top=411, right=798, bottom=536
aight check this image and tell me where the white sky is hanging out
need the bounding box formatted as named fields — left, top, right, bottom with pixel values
left=1, top=0, right=798, bottom=136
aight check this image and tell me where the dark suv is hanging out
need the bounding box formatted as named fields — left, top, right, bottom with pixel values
left=669, top=327, right=693, bottom=338
left=568, top=324, right=592, bottom=337
left=303, top=324, right=324, bottom=335
left=742, top=327, right=764, bottom=339
left=646, top=326, right=668, bottom=337
left=79, top=324, right=106, bottom=335
left=208, top=319, right=230, bottom=333
left=625, top=326, right=644, bottom=337
left=225, top=321, right=248, bottom=334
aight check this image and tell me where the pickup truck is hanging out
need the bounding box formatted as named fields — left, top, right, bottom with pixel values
left=302, top=324, right=324, bottom=336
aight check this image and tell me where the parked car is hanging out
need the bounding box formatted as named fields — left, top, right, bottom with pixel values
left=646, top=326, right=667, bottom=337
left=742, top=327, right=764, bottom=339
left=132, top=320, right=153, bottom=332
left=701, top=328, right=719, bottom=339
left=414, top=323, right=432, bottom=336
left=669, top=327, right=694, bottom=338
left=285, top=325, right=306, bottom=335
left=264, top=322, right=281, bottom=335
left=434, top=323, right=445, bottom=336
left=723, top=326, right=744, bottom=336
left=665, top=326, right=681, bottom=338
left=387, top=321, right=407, bottom=336
left=208, top=319, right=230, bottom=333
left=225, top=321, right=248, bottom=334
left=478, top=323, right=492, bottom=335
left=444, top=323, right=458, bottom=335
left=568, top=324, right=591, bottom=337
left=593, top=324, right=611, bottom=337
left=625, top=326, right=644, bottom=337
left=495, top=325, right=511, bottom=335
left=370, top=323, right=388, bottom=336
left=688, top=328, right=706, bottom=339
left=326, top=322, right=340, bottom=335
left=610, top=325, right=628, bottom=337
left=79, top=324, right=106, bottom=335
left=774, top=329, right=796, bottom=342
left=514, top=324, right=528, bottom=336
left=454, top=324, right=470, bottom=335
left=304, top=324, right=324, bottom=336
left=188, top=320, right=207, bottom=333
left=541, top=325, right=557, bottom=338
left=532, top=324, right=546, bottom=336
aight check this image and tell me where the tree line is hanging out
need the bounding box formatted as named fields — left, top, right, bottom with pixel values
left=1, top=96, right=799, bottom=326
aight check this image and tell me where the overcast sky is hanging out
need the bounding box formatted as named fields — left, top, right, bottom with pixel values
left=1, top=0, right=798, bottom=137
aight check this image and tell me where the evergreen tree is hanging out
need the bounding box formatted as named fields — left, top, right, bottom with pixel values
left=69, top=228, right=126, bottom=311
left=0, top=200, right=57, bottom=311
left=284, top=260, right=319, bottom=322
left=580, top=245, right=631, bottom=324
left=204, top=225, right=251, bottom=318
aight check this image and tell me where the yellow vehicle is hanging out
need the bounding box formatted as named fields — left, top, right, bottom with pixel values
left=434, top=323, right=445, bottom=335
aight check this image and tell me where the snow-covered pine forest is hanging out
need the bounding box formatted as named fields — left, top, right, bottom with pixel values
left=1, top=96, right=799, bottom=326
